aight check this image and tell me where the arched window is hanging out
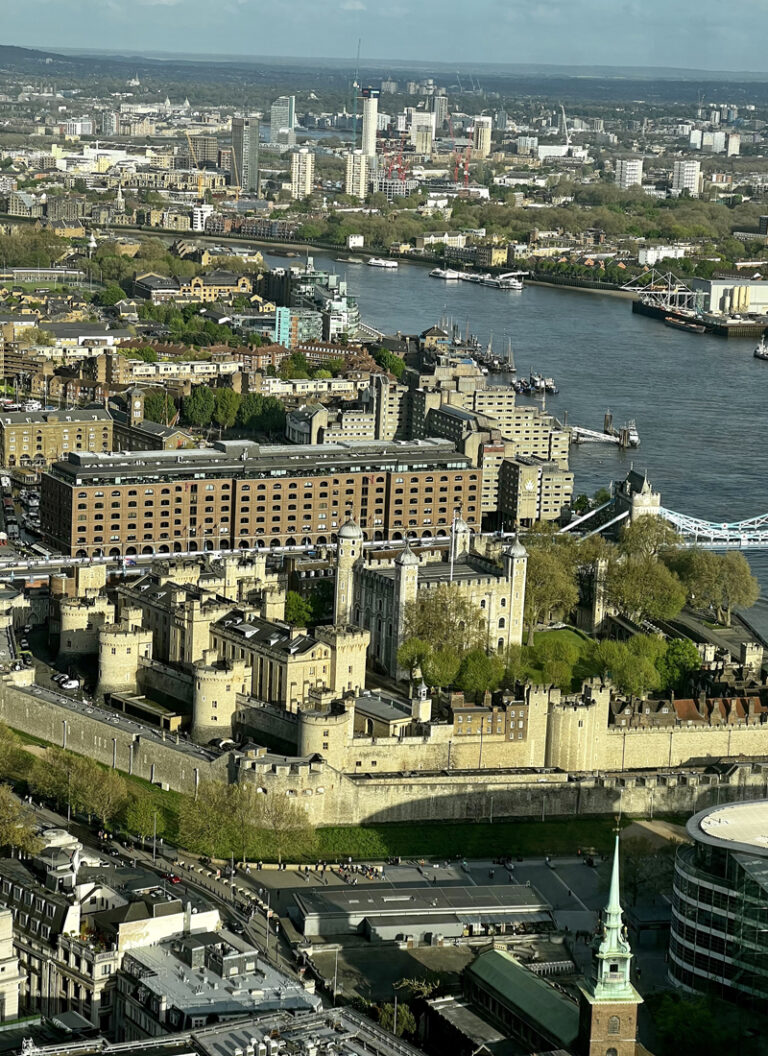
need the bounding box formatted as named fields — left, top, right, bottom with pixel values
left=606, top=1049, right=618, bottom=1056
left=608, top=1017, right=620, bottom=1036
left=498, top=617, right=506, bottom=629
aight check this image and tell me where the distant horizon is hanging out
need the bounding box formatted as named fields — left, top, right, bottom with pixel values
left=5, top=0, right=768, bottom=78
left=9, top=42, right=768, bottom=85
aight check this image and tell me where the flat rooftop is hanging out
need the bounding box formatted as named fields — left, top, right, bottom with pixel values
left=689, top=800, right=768, bottom=855
left=45, top=437, right=470, bottom=485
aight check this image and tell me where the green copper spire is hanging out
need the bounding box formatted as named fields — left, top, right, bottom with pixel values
left=593, top=834, right=635, bottom=1001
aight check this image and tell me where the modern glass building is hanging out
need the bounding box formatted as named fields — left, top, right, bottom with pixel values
left=670, top=800, right=768, bottom=1006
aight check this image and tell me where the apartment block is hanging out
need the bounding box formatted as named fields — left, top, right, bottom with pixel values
left=40, top=439, right=481, bottom=557
left=0, top=409, right=113, bottom=469
left=498, top=456, right=574, bottom=527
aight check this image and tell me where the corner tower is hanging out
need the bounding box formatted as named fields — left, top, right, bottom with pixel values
left=334, top=516, right=364, bottom=625
left=578, top=834, right=642, bottom=1056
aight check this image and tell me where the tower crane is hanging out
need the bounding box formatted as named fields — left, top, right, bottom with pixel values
left=559, top=103, right=571, bottom=148
left=185, top=131, right=205, bottom=200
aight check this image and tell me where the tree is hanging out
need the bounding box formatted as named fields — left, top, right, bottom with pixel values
left=404, top=584, right=485, bottom=657
left=284, top=591, right=313, bottom=627
left=455, top=649, right=504, bottom=701
left=94, top=770, right=128, bottom=828
left=0, top=724, right=25, bottom=778
left=123, top=793, right=165, bottom=846
left=607, top=558, right=686, bottom=622
left=0, top=785, right=41, bottom=855
left=621, top=836, right=678, bottom=906
left=213, top=388, right=241, bottom=432
left=257, top=792, right=316, bottom=865
left=619, top=515, right=680, bottom=561
left=711, top=551, right=759, bottom=626
left=143, top=389, right=175, bottom=425
left=422, top=646, right=461, bottom=688
left=97, top=284, right=126, bottom=307
left=182, top=385, right=215, bottom=427
left=502, top=644, right=532, bottom=688
left=178, top=781, right=232, bottom=858
left=397, top=638, right=431, bottom=678
left=653, top=994, right=730, bottom=1056
left=377, top=1002, right=417, bottom=1037
left=227, top=783, right=265, bottom=863
left=656, top=638, right=701, bottom=693
left=524, top=549, right=579, bottom=646
left=372, top=348, right=405, bottom=379
left=534, top=635, right=580, bottom=690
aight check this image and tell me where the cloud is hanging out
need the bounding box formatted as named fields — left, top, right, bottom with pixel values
left=341, top=0, right=366, bottom=8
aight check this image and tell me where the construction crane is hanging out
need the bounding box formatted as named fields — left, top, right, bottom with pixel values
left=463, top=145, right=472, bottom=188
left=352, top=38, right=361, bottom=149
left=184, top=131, right=206, bottom=200
left=447, top=113, right=461, bottom=184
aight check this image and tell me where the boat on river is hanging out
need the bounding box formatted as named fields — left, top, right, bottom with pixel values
left=664, top=315, right=706, bottom=334
left=429, top=267, right=462, bottom=279
left=754, top=336, right=768, bottom=360
left=367, top=257, right=399, bottom=269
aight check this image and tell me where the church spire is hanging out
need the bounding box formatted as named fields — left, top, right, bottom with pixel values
left=592, top=834, right=635, bottom=1001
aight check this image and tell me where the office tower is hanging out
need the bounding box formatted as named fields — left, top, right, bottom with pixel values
left=231, top=114, right=260, bottom=193
left=671, top=159, right=701, bottom=196
left=345, top=150, right=368, bottom=200
left=472, top=115, right=493, bottom=159
left=191, top=134, right=218, bottom=166
left=290, top=148, right=314, bottom=199
left=361, top=87, right=380, bottom=158
left=615, top=158, right=643, bottom=190
left=270, top=95, right=295, bottom=145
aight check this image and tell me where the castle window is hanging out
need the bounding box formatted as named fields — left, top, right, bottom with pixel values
left=607, top=1050, right=618, bottom=1056
left=608, top=1017, right=620, bottom=1035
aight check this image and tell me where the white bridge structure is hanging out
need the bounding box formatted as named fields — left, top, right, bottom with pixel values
left=658, top=508, right=768, bottom=550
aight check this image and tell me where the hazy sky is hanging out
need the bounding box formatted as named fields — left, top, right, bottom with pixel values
left=11, top=0, right=768, bottom=71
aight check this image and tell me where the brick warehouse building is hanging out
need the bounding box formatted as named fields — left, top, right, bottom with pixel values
left=40, top=438, right=481, bottom=557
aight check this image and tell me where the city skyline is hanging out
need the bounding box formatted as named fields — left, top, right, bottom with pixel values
left=9, top=0, right=768, bottom=73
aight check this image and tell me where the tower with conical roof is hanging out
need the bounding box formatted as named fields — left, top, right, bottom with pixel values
left=577, top=835, right=642, bottom=1056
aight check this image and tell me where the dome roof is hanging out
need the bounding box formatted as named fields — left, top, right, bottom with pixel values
left=338, top=516, right=363, bottom=541
left=395, top=540, right=420, bottom=566
left=504, top=534, right=527, bottom=559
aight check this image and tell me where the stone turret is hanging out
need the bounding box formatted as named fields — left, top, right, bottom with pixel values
left=333, top=517, right=364, bottom=625
left=97, top=609, right=153, bottom=696
left=192, top=648, right=247, bottom=743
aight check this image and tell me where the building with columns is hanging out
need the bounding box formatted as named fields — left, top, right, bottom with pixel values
left=333, top=516, right=527, bottom=677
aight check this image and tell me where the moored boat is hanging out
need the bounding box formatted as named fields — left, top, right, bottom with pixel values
left=664, top=315, right=706, bottom=334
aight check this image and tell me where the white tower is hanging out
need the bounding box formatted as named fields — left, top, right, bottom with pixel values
left=334, top=516, right=364, bottom=625
left=502, top=535, right=527, bottom=647
left=361, top=87, right=380, bottom=159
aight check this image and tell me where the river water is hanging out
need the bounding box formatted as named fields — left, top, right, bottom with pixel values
left=263, top=251, right=768, bottom=587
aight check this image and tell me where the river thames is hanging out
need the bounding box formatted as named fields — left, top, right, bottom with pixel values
left=264, top=250, right=768, bottom=586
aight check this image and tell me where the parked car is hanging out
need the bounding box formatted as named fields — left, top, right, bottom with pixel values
left=62, top=679, right=80, bottom=690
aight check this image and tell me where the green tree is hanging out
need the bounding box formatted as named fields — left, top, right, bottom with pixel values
left=284, top=591, right=313, bottom=627
left=397, top=638, right=431, bottom=678
left=422, top=646, right=461, bottom=688
left=607, top=558, right=686, bottom=622
left=534, top=635, right=580, bottom=690
left=124, top=346, right=158, bottom=363
left=178, top=781, right=233, bottom=857
left=653, top=994, right=730, bottom=1056
left=123, top=793, right=166, bottom=846
left=227, top=783, right=265, bottom=863
left=403, top=583, right=485, bottom=657
left=0, top=785, right=41, bottom=855
left=619, top=515, right=681, bottom=561
left=711, top=551, right=759, bottom=626
left=524, top=549, right=579, bottom=646
left=621, top=836, right=678, bottom=906
left=655, top=638, right=701, bottom=693
left=0, top=724, right=25, bottom=777
left=97, top=284, right=126, bottom=307
left=182, top=385, right=215, bottom=427
left=213, top=388, right=241, bottom=432
left=143, top=389, right=175, bottom=425
left=455, top=649, right=504, bottom=701
left=372, top=348, right=405, bottom=379
left=257, top=792, right=315, bottom=865
left=94, top=769, right=128, bottom=828
left=377, top=1002, right=417, bottom=1038
left=502, top=644, right=532, bottom=688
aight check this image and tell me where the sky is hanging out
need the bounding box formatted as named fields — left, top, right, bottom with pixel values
left=8, top=0, right=768, bottom=72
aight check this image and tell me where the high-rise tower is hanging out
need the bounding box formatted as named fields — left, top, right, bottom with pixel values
left=361, top=87, right=380, bottom=159
left=578, top=835, right=642, bottom=1056
left=231, top=114, right=260, bottom=193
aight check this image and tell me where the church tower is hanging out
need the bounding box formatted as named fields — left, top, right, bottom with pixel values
left=333, top=516, right=363, bottom=625
left=578, top=835, right=642, bottom=1056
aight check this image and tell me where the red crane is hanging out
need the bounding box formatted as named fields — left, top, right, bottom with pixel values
left=463, top=145, right=472, bottom=188
left=447, top=113, right=461, bottom=183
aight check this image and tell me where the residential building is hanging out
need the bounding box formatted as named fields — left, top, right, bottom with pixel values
left=272, top=305, right=324, bottom=348
left=428, top=93, right=448, bottom=127
left=615, top=157, right=643, bottom=189
left=270, top=95, right=295, bottom=145
left=40, top=438, right=481, bottom=557
left=345, top=150, right=368, bottom=200
left=472, top=116, right=493, bottom=159
left=7, top=191, right=43, bottom=218
left=672, top=159, right=702, bottom=196
left=361, top=87, right=380, bottom=159
left=498, top=455, right=575, bottom=527
left=669, top=800, right=768, bottom=1006
left=290, top=148, right=314, bottom=199
left=0, top=409, right=113, bottom=469
left=231, top=114, right=259, bottom=193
